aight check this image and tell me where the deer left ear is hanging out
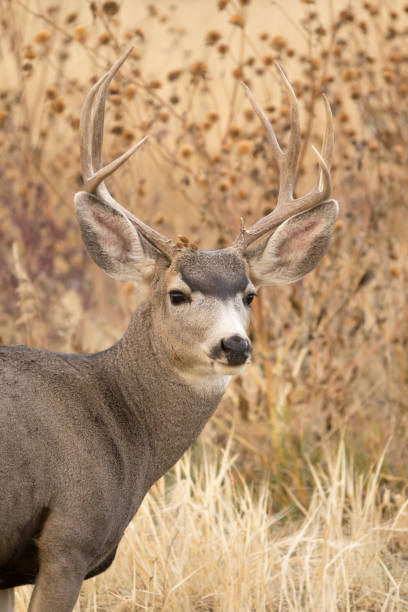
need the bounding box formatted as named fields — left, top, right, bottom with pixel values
left=244, top=200, right=339, bottom=287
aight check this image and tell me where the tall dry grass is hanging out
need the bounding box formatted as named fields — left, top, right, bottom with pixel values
left=1, top=0, right=408, bottom=609
left=14, top=441, right=408, bottom=610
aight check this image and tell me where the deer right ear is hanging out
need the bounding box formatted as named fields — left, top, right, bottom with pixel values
left=244, top=200, right=338, bottom=287
left=74, top=192, right=157, bottom=282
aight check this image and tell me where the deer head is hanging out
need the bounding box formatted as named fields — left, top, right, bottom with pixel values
left=74, top=49, right=338, bottom=380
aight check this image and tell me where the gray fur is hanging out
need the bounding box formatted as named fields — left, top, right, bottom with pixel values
left=178, top=249, right=248, bottom=298
left=0, top=301, right=222, bottom=611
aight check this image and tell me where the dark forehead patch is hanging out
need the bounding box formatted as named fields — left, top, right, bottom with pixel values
left=177, top=249, right=249, bottom=298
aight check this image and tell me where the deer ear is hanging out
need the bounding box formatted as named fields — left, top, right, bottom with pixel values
left=244, top=200, right=338, bottom=287
left=74, top=192, right=157, bottom=282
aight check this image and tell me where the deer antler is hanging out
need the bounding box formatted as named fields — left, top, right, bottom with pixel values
left=79, top=48, right=177, bottom=260
left=233, top=64, right=334, bottom=252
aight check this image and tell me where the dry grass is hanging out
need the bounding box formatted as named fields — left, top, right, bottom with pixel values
left=1, top=0, right=408, bottom=609
left=14, top=442, right=408, bottom=610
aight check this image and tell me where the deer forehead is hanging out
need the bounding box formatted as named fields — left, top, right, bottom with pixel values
left=166, top=249, right=250, bottom=299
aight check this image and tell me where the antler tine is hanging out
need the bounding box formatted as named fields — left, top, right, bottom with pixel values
left=317, top=95, right=334, bottom=191
left=274, top=62, right=301, bottom=203
left=79, top=49, right=177, bottom=260
left=81, top=49, right=147, bottom=194
left=91, top=47, right=135, bottom=176
left=233, top=66, right=334, bottom=252
left=241, top=82, right=284, bottom=162
left=79, top=72, right=109, bottom=188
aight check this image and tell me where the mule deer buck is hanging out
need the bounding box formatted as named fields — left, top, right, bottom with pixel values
left=0, top=49, right=338, bottom=611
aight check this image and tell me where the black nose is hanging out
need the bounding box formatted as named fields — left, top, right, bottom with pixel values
left=221, top=335, right=251, bottom=366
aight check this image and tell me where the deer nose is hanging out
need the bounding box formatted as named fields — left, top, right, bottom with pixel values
left=221, top=335, right=251, bottom=366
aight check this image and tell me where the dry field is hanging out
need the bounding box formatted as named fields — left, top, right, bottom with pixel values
left=1, top=0, right=408, bottom=609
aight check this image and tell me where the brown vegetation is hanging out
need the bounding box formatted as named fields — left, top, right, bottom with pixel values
left=0, top=0, right=407, bottom=608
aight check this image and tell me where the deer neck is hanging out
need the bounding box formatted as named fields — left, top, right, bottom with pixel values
left=94, top=300, right=229, bottom=486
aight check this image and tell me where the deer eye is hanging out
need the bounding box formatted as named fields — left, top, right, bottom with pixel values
left=169, top=290, right=190, bottom=305
left=245, top=292, right=256, bottom=306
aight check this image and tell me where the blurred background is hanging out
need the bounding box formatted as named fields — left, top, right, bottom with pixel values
left=0, top=1, right=407, bottom=608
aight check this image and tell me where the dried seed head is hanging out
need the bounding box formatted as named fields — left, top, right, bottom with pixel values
left=190, top=61, right=208, bottom=78
left=229, top=13, right=245, bottom=28
left=160, top=110, right=169, bottom=122
left=383, top=68, right=395, bottom=84
left=46, top=86, right=58, bottom=99
left=179, top=144, right=194, bottom=158
left=270, top=35, right=287, bottom=50
left=237, top=140, right=254, bottom=155
left=263, top=55, right=275, bottom=66
left=125, top=84, right=137, bottom=99
left=338, top=112, right=349, bottom=123
left=149, top=79, right=162, bottom=89
left=167, top=69, right=183, bottom=81
left=73, top=25, right=88, bottom=43
left=0, top=110, right=8, bottom=126
left=232, top=67, right=244, bottom=79
left=218, top=179, right=230, bottom=192
left=218, top=0, right=229, bottom=9
left=206, top=30, right=222, bottom=45
left=394, top=145, right=405, bottom=160
left=66, top=12, right=77, bottom=24
left=102, top=1, right=120, bottom=16
left=359, top=20, right=368, bottom=33
left=69, top=115, right=80, bottom=130
left=310, top=56, right=321, bottom=70
left=229, top=126, right=242, bottom=139
left=207, top=111, right=219, bottom=123
left=342, top=68, right=359, bottom=82
left=123, top=129, right=134, bottom=141
left=154, top=213, right=165, bottom=224
left=51, top=97, right=65, bottom=113
left=35, top=30, right=51, bottom=44
left=389, top=50, right=404, bottom=63
left=218, top=43, right=229, bottom=55
left=24, top=46, right=36, bottom=60
left=98, top=32, right=112, bottom=45
left=391, top=264, right=400, bottom=278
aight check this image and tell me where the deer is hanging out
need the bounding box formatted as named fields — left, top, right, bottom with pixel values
left=0, top=48, right=338, bottom=612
